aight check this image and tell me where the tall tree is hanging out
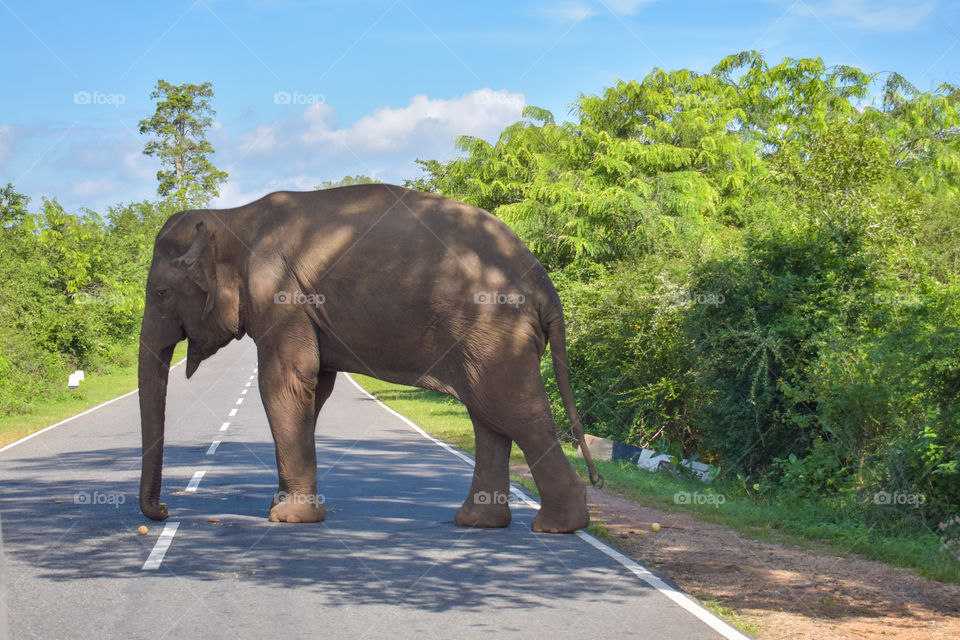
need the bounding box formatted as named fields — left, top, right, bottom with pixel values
left=138, top=80, right=228, bottom=209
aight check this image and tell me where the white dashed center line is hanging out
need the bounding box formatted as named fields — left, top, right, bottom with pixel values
left=142, top=522, right=180, bottom=570
left=141, top=365, right=260, bottom=572
left=184, top=470, right=205, bottom=493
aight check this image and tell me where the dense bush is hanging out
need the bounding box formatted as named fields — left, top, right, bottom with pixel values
left=550, top=260, right=696, bottom=451
left=0, top=185, right=174, bottom=415
left=687, top=221, right=877, bottom=472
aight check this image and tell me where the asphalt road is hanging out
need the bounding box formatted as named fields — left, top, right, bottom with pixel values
left=0, top=337, right=748, bottom=639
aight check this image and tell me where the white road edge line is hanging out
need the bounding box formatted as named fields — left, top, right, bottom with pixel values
left=142, top=521, right=180, bottom=570
left=206, top=441, right=221, bottom=455
left=185, top=470, right=205, bottom=492
left=343, top=375, right=475, bottom=467
left=0, top=358, right=188, bottom=454
left=342, top=373, right=751, bottom=640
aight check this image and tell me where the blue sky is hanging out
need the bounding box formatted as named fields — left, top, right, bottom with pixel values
left=2, top=0, right=958, bottom=213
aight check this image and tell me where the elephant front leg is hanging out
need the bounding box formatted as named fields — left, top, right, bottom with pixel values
left=258, top=351, right=326, bottom=524
left=455, top=411, right=512, bottom=528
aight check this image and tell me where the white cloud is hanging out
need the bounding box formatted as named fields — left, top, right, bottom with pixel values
left=542, top=0, right=658, bottom=21
left=301, top=89, right=524, bottom=154
left=71, top=178, right=119, bottom=199
left=121, top=151, right=156, bottom=183
left=214, top=88, right=525, bottom=207
left=235, top=124, right=281, bottom=157
left=802, top=0, right=936, bottom=31
left=5, top=90, right=525, bottom=212
left=545, top=4, right=595, bottom=21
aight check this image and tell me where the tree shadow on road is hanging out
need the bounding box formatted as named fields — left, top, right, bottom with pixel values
left=0, top=437, right=645, bottom=615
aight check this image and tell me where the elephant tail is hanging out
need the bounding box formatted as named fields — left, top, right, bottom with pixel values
left=544, top=311, right=604, bottom=488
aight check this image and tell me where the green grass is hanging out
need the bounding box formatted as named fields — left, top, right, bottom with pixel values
left=576, top=458, right=960, bottom=584
left=351, top=374, right=960, bottom=585
left=699, top=597, right=763, bottom=637
left=586, top=519, right=614, bottom=543
left=0, top=341, right=188, bottom=447
left=352, top=374, right=529, bottom=465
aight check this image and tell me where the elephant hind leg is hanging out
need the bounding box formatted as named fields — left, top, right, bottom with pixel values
left=515, top=419, right=589, bottom=533
left=467, top=363, right=588, bottom=533
left=455, top=409, right=512, bottom=528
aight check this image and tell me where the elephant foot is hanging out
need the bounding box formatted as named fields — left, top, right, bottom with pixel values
left=454, top=495, right=511, bottom=528
left=268, top=492, right=325, bottom=523
left=531, top=504, right=589, bottom=533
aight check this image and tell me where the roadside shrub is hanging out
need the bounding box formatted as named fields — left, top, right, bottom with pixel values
left=686, top=221, right=876, bottom=473
left=0, top=190, right=168, bottom=417
left=548, top=259, right=697, bottom=451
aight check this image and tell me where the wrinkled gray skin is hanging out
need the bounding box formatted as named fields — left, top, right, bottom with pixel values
left=139, top=184, right=601, bottom=532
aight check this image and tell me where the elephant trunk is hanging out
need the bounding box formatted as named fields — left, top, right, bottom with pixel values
left=138, top=315, right=176, bottom=521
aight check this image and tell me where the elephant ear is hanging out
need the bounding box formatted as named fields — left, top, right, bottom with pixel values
left=173, top=221, right=217, bottom=317
left=213, top=263, right=243, bottom=339
left=172, top=221, right=243, bottom=340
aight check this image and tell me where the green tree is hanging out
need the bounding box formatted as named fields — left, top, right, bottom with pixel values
left=138, top=80, right=228, bottom=209
left=314, top=174, right=382, bottom=189
left=0, top=183, right=29, bottom=228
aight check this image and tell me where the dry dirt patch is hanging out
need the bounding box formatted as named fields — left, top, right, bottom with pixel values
left=584, top=487, right=960, bottom=640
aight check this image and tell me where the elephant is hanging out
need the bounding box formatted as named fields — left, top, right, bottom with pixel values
left=138, top=184, right=601, bottom=533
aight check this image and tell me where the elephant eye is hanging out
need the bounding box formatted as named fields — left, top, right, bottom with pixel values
left=155, top=288, right=169, bottom=301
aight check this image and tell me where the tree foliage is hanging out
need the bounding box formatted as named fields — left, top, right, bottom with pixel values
left=315, top=174, right=382, bottom=189
left=410, top=51, right=960, bottom=523
left=0, top=185, right=176, bottom=414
